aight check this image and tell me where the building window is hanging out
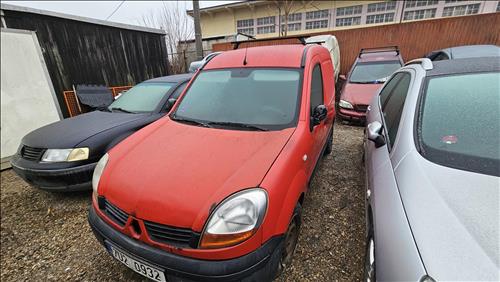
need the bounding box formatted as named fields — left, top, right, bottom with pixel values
left=257, top=16, right=275, bottom=26
left=257, top=25, right=275, bottom=34
left=404, top=8, right=436, bottom=20
left=405, top=0, right=438, bottom=8
left=442, top=4, right=480, bottom=17
left=336, top=5, right=362, bottom=16
left=281, top=22, right=302, bottom=31
left=237, top=28, right=254, bottom=35
left=497, top=1, right=500, bottom=12
left=335, top=16, right=361, bottom=27
left=236, top=19, right=254, bottom=28
left=281, top=13, right=302, bottom=22
left=366, top=13, right=395, bottom=24
left=306, top=9, right=329, bottom=20
left=444, top=0, right=466, bottom=4
left=305, top=20, right=328, bottom=29
left=367, top=1, right=396, bottom=13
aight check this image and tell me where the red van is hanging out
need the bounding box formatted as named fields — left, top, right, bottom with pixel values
left=338, top=46, right=403, bottom=123
left=88, top=44, right=335, bottom=281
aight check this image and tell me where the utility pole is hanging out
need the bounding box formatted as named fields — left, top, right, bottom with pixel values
left=193, top=0, right=203, bottom=60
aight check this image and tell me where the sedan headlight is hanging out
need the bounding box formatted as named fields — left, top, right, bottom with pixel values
left=199, top=188, right=267, bottom=249
left=41, top=148, right=89, bottom=162
left=92, top=153, right=109, bottom=194
left=339, top=99, right=354, bottom=109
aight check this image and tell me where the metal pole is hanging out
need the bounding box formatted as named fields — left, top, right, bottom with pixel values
left=193, top=0, right=203, bottom=60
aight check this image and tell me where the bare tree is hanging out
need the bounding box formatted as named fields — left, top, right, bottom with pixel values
left=273, top=0, right=313, bottom=37
left=140, top=1, right=194, bottom=74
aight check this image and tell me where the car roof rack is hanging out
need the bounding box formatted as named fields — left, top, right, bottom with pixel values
left=404, top=58, right=433, bottom=70
left=359, top=46, right=400, bottom=57
left=231, top=35, right=306, bottom=50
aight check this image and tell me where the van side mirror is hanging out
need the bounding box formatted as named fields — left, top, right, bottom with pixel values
left=339, top=74, right=346, bottom=80
left=367, top=121, right=386, bottom=148
left=165, top=98, right=177, bottom=110
left=311, top=105, right=327, bottom=130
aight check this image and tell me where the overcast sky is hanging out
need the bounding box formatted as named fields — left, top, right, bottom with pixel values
left=2, top=1, right=239, bottom=27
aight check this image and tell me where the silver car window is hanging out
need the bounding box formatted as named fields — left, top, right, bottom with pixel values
left=382, top=74, right=411, bottom=146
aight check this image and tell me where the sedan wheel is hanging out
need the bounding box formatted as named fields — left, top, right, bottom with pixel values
left=364, top=233, right=376, bottom=282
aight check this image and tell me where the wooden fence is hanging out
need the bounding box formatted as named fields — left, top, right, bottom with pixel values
left=63, top=86, right=133, bottom=117
left=212, top=13, right=500, bottom=74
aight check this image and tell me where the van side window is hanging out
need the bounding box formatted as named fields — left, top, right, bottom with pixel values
left=381, top=73, right=411, bottom=147
left=171, top=82, right=188, bottom=99
left=310, top=64, right=324, bottom=114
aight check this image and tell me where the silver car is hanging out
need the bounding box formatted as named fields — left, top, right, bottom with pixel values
left=363, top=57, right=499, bottom=281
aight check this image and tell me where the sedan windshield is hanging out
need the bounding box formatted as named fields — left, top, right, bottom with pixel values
left=173, top=68, right=301, bottom=130
left=419, top=72, right=500, bottom=176
left=108, top=82, right=175, bottom=113
left=350, top=61, right=401, bottom=83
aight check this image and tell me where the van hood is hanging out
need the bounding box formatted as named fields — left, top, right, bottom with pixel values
left=21, top=111, right=148, bottom=148
left=340, top=82, right=383, bottom=106
left=395, top=152, right=499, bottom=281
left=101, top=117, right=294, bottom=231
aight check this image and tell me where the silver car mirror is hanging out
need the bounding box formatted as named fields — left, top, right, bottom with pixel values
left=367, top=121, right=386, bottom=148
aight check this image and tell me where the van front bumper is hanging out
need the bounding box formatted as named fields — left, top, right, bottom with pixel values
left=88, top=206, right=284, bottom=282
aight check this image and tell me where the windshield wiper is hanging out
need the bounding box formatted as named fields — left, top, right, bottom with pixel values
left=170, top=115, right=211, bottom=128
left=207, top=121, right=269, bottom=131
left=110, top=107, right=135, bottom=114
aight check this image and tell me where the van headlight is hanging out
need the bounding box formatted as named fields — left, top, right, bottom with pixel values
left=199, top=188, right=267, bottom=249
left=92, top=153, right=109, bottom=194
left=41, top=148, right=89, bottom=162
left=339, top=99, right=354, bottom=109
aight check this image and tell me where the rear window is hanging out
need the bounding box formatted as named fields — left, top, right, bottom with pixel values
left=350, top=61, right=401, bottom=83
left=418, top=72, right=500, bottom=176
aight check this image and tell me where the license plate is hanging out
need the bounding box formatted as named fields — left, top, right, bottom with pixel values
left=107, top=242, right=166, bottom=282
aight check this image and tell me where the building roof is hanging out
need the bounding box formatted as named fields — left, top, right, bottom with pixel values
left=204, top=44, right=309, bottom=69
left=1, top=3, right=165, bottom=35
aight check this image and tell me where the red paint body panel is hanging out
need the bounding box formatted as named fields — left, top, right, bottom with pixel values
left=96, top=45, right=336, bottom=260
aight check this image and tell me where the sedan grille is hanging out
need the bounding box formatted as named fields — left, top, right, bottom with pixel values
left=144, top=221, right=200, bottom=248
left=100, top=198, right=129, bottom=227
left=355, top=104, right=369, bottom=112
left=21, top=146, right=46, bottom=161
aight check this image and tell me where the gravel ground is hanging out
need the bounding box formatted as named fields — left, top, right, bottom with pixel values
left=0, top=123, right=366, bottom=282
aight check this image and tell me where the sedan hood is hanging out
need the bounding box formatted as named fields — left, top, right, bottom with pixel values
left=395, top=152, right=499, bottom=281
left=101, top=118, right=295, bottom=231
left=340, top=82, right=382, bottom=106
left=22, top=111, right=148, bottom=148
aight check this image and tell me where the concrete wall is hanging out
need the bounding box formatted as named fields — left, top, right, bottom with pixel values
left=197, top=0, right=498, bottom=39
left=1, top=28, right=61, bottom=163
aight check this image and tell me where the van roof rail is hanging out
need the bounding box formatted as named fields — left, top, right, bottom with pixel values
left=404, top=58, right=433, bottom=70
left=359, top=46, right=399, bottom=57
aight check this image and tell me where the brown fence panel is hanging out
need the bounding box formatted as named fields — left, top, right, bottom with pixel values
left=212, top=14, right=500, bottom=74
left=63, top=85, right=134, bottom=117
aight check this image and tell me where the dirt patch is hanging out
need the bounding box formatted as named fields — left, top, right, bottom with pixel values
left=1, top=123, right=365, bottom=281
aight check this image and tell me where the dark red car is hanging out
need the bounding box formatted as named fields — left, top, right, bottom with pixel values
left=338, top=46, right=403, bottom=123
left=88, top=44, right=336, bottom=281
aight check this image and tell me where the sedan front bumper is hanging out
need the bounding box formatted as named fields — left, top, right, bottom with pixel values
left=10, top=155, right=96, bottom=191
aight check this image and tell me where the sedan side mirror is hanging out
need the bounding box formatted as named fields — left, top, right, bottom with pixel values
left=165, top=98, right=177, bottom=111
left=311, top=105, right=328, bottom=130
left=367, top=121, right=386, bottom=148
left=339, top=74, right=347, bottom=80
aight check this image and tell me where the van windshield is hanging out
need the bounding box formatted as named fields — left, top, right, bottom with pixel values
left=173, top=68, right=302, bottom=130
left=350, top=61, right=401, bottom=83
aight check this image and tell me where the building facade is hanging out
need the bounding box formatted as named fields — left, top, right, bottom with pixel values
left=188, top=0, right=499, bottom=39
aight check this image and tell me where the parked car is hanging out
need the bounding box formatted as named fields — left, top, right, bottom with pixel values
left=338, top=46, right=403, bottom=123
left=306, top=35, right=341, bottom=82
left=188, top=52, right=222, bottom=73
left=426, top=44, right=500, bottom=61
left=88, top=44, right=336, bottom=281
left=10, top=73, right=193, bottom=192
left=363, top=57, right=499, bottom=281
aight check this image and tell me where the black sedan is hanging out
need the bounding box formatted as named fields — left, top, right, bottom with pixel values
left=10, top=73, right=193, bottom=191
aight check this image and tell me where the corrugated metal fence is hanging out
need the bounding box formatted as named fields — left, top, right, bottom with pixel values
left=212, top=13, right=500, bottom=74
